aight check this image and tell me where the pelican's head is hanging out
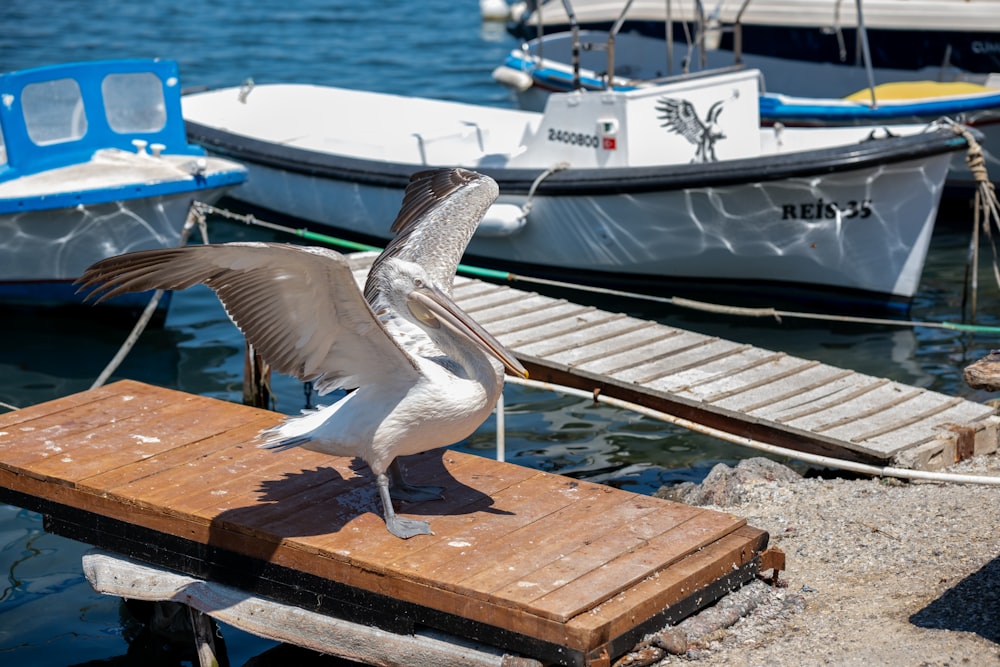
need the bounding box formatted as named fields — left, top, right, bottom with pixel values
left=376, top=259, right=528, bottom=378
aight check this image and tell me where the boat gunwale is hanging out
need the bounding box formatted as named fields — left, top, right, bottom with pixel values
left=185, top=119, right=967, bottom=195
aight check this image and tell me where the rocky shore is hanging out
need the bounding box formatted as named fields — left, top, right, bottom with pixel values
left=617, top=455, right=1000, bottom=666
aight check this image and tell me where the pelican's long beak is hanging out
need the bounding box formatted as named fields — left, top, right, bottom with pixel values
left=408, top=286, right=529, bottom=379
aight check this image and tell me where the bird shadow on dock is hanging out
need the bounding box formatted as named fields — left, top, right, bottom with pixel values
left=910, top=555, right=1000, bottom=644
left=205, top=448, right=513, bottom=552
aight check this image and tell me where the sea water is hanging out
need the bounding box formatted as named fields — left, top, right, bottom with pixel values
left=1, top=0, right=999, bottom=663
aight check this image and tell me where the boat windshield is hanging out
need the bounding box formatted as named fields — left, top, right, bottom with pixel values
left=102, top=72, right=166, bottom=134
left=21, top=78, right=88, bottom=146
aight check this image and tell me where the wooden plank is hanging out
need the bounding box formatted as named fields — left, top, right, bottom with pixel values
left=504, top=312, right=635, bottom=353
left=623, top=340, right=750, bottom=385
left=451, top=287, right=526, bottom=314
left=572, top=330, right=712, bottom=376
left=480, top=301, right=595, bottom=336
left=564, top=525, right=768, bottom=653
left=0, top=381, right=771, bottom=664
left=781, top=382, right=920, bottom=431
left=711, top=364, right=852, bottom=411
left=761, top=376, right=890, bottom=423
left=648, top=347, right=787, bottom=395
left=527, top=320, right=670, bottom=364
left=513, top=511, right=745, bottom=621
left=455, top=495, right=704, bottom=603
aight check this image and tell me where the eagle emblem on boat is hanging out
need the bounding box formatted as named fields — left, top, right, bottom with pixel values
left=655, top=97, right=727, bottom=163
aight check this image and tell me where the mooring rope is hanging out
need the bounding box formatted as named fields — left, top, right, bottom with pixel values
left=194, top=201, right=1000, bottom=334
left=90, top=203, right=210, bottom=389
left=518, top=161, right=569, bottom=221
left=950, top=120, right=1000, bottom=322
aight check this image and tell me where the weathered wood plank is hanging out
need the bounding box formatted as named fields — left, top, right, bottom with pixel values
left=710, top=363, right=850, bottom=411
left=648, top=347, right=787, bottom=396
left=530, top=320, right=671, bottom=364
left=624, top=340, right=750, bottom=385
left=572, top=331, right=712, bottom=377
left=505, top=312, right=634, bottom=353
left=480, top=301, right=595, bottom=336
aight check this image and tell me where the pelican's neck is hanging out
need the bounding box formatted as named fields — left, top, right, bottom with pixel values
left=425, top=328, right=504, bottom=399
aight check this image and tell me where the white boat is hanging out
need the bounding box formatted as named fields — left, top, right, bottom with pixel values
left=507, top=0, right=1000, bottom=76
left=493, top=29, right=1000, bottom=190
left=0, top=59, right=247, bottom=317
left=182, top=68, right=968, bottom=313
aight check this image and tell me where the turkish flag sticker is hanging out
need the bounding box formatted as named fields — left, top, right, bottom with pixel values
left=603, top=137, right=617, bottom=150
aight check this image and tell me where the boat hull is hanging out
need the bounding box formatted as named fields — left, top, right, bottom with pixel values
left=183, top=81, right=964, bottom=313
left=0, top=187, right=229, bottom=312
left=213, top=151, right=948, bottom=312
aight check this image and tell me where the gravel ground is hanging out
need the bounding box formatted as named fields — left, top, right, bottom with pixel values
left=632, top=454, right=1000, bottom=666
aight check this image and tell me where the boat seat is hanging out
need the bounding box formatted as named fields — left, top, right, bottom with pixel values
left=844, top=80, right=995, bottom=102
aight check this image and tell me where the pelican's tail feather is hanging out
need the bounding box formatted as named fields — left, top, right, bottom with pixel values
left=257, top=403, right=339, bottom=450
left=258, top=432, right=313, bottom=451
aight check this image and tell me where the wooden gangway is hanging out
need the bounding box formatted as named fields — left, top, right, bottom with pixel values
left=0, top=380, right=773, bottom=666
left=405, top=258, right=1000, bottom=471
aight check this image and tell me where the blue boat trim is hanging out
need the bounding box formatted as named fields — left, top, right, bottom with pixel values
left=0, top=169, right=248, bottom=215
left=507, top=53, right=1000, bottom=125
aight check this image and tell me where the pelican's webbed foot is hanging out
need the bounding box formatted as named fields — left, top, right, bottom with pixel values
left=377, top=472, right=432, bottom=539
left=388, top=459, right=444, bottom=503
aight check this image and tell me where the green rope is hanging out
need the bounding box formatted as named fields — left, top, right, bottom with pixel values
left=196, top=202, right=1000, bottom=335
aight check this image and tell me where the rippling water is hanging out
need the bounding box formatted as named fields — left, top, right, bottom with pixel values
left=1, top=0, right=999, bottom=663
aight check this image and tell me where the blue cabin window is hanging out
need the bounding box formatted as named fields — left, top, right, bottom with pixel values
left=102, top=72, right=166, bottom=134
left=22, top=78, right=88, bottom=145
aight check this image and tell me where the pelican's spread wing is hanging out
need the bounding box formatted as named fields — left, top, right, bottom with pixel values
left=77, top=243, right=419, bottom=394
left=364, top=168, right=498, bottom=302
left=655, top=97, right=703, bottom=145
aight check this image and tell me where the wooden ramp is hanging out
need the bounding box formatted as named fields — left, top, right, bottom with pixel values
left=0, top=380, right=772, bottom=667
left=424, top=264, right=1000, bottom=471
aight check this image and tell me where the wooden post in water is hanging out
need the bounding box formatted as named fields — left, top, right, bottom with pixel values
left=242, top=342, right=273, bottom=409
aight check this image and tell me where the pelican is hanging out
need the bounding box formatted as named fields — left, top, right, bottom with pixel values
left=76, top=168, right=529, bottom=539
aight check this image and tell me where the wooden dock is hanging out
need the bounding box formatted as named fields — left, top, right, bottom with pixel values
left=0, top=380, right=774, bottom=666
left=415, top=261, right=999, bottom=471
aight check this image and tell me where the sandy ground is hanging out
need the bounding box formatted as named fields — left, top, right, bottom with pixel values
left=630, top=454, right=1000, bottom=666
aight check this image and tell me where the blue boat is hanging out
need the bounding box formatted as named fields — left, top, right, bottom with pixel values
left=0, top=59, right=247, bottom=317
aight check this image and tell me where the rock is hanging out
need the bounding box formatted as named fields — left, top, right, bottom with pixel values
left=655, top=457, right=801, bottom=507
left=964, top=350, right=1000, bottom=391
left=650, top=627, right=688, bottom=654
left=611, top=645, right=666, bottom=666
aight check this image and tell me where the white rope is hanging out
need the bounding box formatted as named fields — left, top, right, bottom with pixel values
left=518, top=161, right=569, bottom=220
left=504, top=374, right=1000, bottom=486
left=495, top=391, right=506, bottom=463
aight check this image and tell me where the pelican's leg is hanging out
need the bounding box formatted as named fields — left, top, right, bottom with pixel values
left=377, top=472, right=432, bottom=539
left=387, top=459, right=445, bottom=503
